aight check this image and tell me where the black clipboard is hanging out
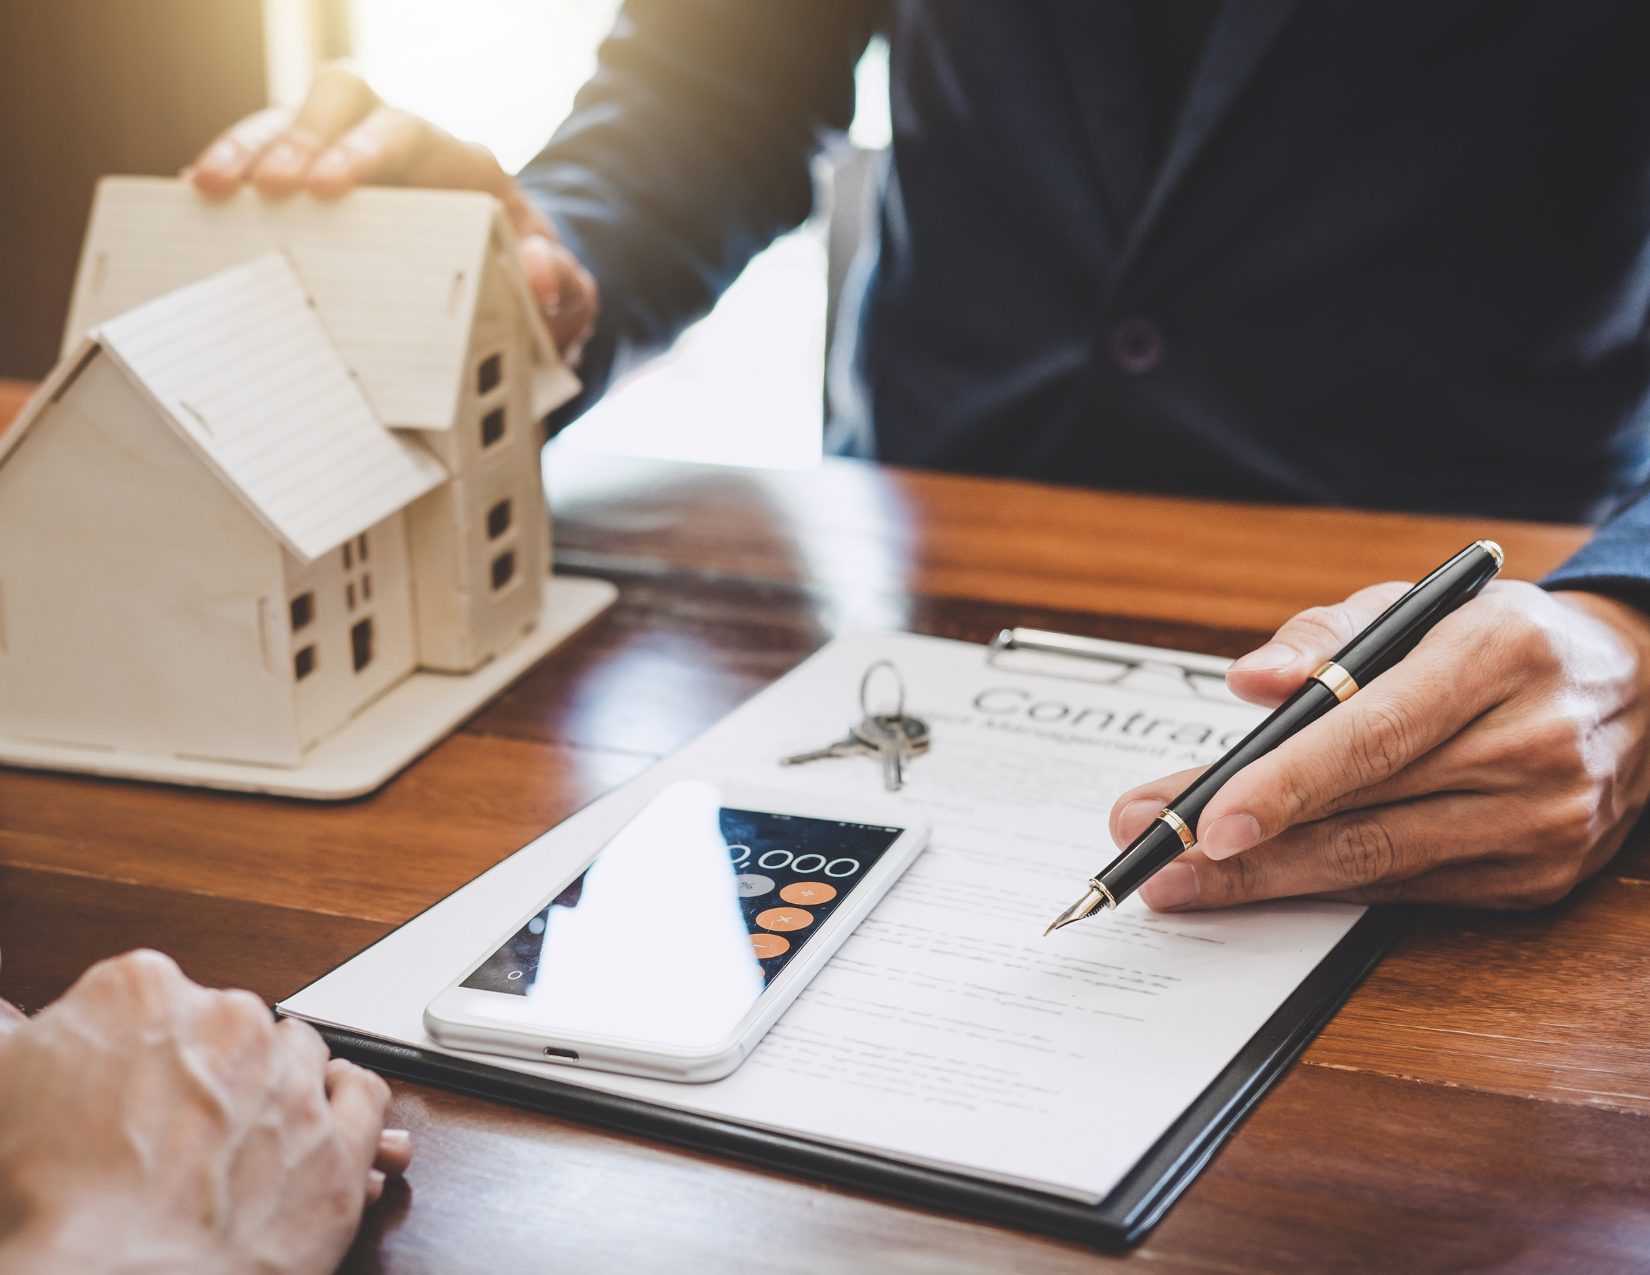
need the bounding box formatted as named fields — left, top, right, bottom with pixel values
left=298, top=629, right=1406, bottom=1249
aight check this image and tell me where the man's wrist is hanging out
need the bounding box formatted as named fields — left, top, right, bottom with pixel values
left=1551, top=588, right=1650, bottom=664
left=501, top=173, right=557, bottom=243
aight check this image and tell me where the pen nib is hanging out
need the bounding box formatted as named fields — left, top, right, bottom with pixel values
left=1043, top=884, right=1111, bottom=936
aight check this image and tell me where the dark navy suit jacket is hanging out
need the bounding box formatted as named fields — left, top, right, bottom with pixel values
left=518, top=1, right=1650, bottom=593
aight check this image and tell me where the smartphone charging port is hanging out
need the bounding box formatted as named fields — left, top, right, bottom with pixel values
left=542, top=1046, right=578, bottom=1059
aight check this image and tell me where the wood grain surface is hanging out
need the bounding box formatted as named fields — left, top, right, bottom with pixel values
left=4, top=376, right=1646, bottom=1274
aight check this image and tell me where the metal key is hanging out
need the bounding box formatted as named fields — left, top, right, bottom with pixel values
left=854, top=712, right=931, bottom=791
left=780, top=732, right=875, bottom=767
left=857, top=662, right=929, bottom=791
left=779, top=661, right=931, bottom=789
left=782, top=716, right=930, bottom=769
left=864, top=715, right=906, bottom=790
left=855, top=712, right=931, bottom=753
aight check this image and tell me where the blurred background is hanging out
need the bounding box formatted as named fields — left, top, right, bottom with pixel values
left=0, top=0, right=891, bottom=469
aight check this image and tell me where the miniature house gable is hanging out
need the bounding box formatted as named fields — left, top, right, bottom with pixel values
left=0, top=350, right=300, bottom=764
left=91, top=253, right=447, bottom=560
left=0, top=253, right=438, bottom=765
left=61, top=176, right=579, bottom=433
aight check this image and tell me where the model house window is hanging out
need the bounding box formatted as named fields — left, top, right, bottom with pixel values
left=346, top=582, right=357, bottom=610
left=362, top=573, right=373, bottom=602
left=343, top=541, right=353, bottom=569
left=356, top=532, right=369, bottom=562
left=490, top=549, right=516, bottom=591
left=351, top=617, right=374, bottom=673
left=487, top=498, right=512, bottom=540
left=477, top=352, right=503, bottom=395
left=290, top=592, right=314, bottom=632
left=480, top=407, right=506, bottom=448
left=294, top=645, right=317, bottom=681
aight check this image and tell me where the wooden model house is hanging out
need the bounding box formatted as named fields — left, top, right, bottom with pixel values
left=0, top=178, right=592, bottom=780
left=59, top=175, right=577, bottom=672
left=0, top=254, right=443, bottom=764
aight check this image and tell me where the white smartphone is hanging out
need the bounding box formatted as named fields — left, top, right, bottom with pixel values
left=423, top=779, right=929, bottom=1082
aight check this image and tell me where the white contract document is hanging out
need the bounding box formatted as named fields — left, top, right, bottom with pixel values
left=280, top=630, right=1367, bottom=1205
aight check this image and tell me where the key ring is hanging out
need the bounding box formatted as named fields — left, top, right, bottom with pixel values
left=859, top=660, right=906, bottom=723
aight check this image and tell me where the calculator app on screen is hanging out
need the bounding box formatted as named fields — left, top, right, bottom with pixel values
left=462, top=806, right=907, bottom=999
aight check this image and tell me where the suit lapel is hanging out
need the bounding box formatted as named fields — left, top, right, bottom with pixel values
left=1112, top=0, right=1304, bottom=276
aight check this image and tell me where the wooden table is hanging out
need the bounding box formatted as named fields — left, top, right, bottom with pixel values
left=3, top=379, right=1647, bottom=1273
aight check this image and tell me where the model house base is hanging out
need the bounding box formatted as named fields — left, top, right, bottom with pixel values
left=0, top=576, right=616, bottom=800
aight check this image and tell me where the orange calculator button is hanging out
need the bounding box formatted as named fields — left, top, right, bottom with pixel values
left=780, top=881, right=837, bottom=906
left=755, top=907, right=814, bottom=932
left=750, top=933, right=790, bottom=959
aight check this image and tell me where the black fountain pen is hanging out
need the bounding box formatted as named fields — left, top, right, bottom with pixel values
left=1045, top=539, right=1505, bottom=935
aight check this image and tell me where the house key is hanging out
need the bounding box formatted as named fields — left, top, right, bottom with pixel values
left=779, top=717, right=929, bottom=768
left=855, top=660, right=930, bottom=791
left=780, top=731, right=877, bottom=767
left=780, top=661, right=929, bottom=791
left=854, top=711, right=931, bottom=791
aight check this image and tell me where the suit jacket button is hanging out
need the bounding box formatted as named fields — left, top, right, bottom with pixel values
left=1111, top=317, right=1164, bottom=373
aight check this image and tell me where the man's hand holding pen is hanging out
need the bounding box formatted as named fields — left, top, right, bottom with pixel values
left=1109, top=581, right=1650, bottom=912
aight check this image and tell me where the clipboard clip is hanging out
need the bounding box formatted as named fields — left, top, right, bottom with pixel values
left=987, top=628, right=1239, bottom=702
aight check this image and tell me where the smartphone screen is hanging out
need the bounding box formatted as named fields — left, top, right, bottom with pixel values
left=458, top=781, right=907, bottom=1051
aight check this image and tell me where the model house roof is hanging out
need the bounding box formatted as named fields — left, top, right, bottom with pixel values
left=5, top=253, right=445, bottom=562
left=61, top=176, right=578, bottom=432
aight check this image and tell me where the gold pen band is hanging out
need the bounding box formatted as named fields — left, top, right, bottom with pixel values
left=1310, top=659, right=1359, bottom=703
left=1157, top=808, right=1196, bottom=851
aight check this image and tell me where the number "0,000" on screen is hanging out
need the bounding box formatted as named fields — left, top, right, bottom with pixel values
left=728, top=845, right=861, bottom=877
